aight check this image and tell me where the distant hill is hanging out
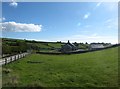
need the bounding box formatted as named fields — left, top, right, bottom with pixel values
left=2, top=38, right=117, bottom=56
left=2, top=38, right=65, bottom=55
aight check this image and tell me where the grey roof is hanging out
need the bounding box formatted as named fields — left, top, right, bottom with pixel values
left=68, top=43, right=76, bottom=48
left=64, top=44, right=73, bottom=48
left=60, top=41, right=77, bottom=52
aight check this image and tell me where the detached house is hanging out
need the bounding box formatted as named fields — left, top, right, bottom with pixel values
left=60, top=40, right=77, bottom=53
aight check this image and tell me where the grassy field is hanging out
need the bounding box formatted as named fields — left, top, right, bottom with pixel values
left=48, top=43, right=63, bottom=48
left=2, top=47, right=118, bottom=88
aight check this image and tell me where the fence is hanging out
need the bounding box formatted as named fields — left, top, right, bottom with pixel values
left=0, top=52, right=30, bottom=65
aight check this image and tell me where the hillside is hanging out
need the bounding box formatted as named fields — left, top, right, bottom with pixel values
left=2, top=38, right=65, bottom=55
left=2, top=46, right=118, bottom=87
left=2, top=38, right=91, bottom=55
left=2, top=38, right=113, bottom=55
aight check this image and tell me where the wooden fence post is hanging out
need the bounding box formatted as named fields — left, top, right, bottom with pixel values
left=18, top=54, right=19, bottom=59
left=21, top=54, right=22, bottom=58
left=20, top=54, right=21, bottom=58
left=16, top=55, right=18, bottom=60
left=17, top=55, right=18, bottom=59
left=10, top=56, right=12, bottom=62
left=5, top=58, right=7, bottom=65
left=22, top=54, right=23, bottom=58
left=19, top=54, right=20, bottom=59
left=19, top=54, right=21, bottom=59
left=14, top=56, right=15, bottom=61
left=15, top=55, right=16, bottom=61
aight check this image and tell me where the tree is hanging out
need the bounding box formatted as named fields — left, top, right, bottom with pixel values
left=2, top=44, right=11, bottom=54
left=85, top=42, right=88, bottom=44
left=73, top=42, right=79, bottom=47
left=16, top=40, right=27, bottom=53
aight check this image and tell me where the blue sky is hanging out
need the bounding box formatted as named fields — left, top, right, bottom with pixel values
left=1, top=2, right=118, bottom=43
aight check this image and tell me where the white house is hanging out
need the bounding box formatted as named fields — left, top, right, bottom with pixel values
left=89, top=43, right=105, bottom=50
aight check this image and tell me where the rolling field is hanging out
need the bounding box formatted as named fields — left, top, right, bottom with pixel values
left=2, top=47, right=118, bottom=88
left=48, top=43, right=63, bottom=48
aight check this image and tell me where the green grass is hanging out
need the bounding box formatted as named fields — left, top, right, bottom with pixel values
left=2, top=47, right=118, bottom=88
left=48, top=43, right=63, bottom=48
left=34, top=43, right=51, bottom=49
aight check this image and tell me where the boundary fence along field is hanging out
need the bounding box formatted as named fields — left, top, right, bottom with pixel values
left=0, top=52, right=30, bottom=65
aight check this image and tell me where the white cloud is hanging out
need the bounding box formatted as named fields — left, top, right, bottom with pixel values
left=83, top=13, right=90, bottom=19
left=103, top=2, right=118, bottom=11
left=104, top=18, right=118, bottom=29
left=2, top=17, right=6, bottom=21
left=85, top=25, right=92, bottom=28
left=105, top=19, right=112, bottom=23
left=93, top=2, right=103, bottom=10
left=1, top=21, right=42, bottom=32
left=9, top=0, right=18, bottom=7
left=77, top=22, right=81, bottom=26
left=96, top=2, right=102, bottom=7
left=0, top=17, right=6, bottom=22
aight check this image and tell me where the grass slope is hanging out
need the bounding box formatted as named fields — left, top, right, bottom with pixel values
left=2, top=47, right=118, bottom=87
left=48, top=43, right=63, bottom=48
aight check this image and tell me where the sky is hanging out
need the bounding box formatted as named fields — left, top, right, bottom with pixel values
left=1, top=1, right=118, bottom=44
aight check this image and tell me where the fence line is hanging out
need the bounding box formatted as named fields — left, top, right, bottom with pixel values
left=0, top=52, right=30, bottom=65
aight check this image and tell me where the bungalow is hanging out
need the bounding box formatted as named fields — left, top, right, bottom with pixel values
left=89, top=43, right=105, bottom=50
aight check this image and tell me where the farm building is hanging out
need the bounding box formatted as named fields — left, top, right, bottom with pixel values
left=60, top=40, right=78, bottom=53
left=89, top=43, right=105, bottom=50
